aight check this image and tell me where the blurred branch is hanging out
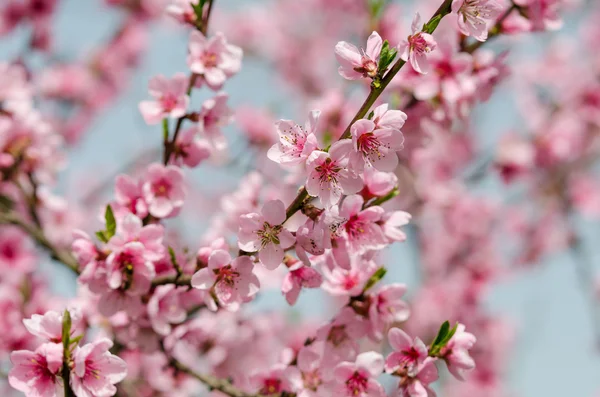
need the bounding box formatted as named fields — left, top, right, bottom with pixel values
left=0, top=211, right=80, bottom=274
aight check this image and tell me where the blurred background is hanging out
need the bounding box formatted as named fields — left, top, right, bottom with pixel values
left=1, top=0, right=600, bottom=396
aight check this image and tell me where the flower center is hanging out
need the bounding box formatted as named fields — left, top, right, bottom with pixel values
left=409, top=33, right=433, bottom=54
left=315, top=158, right=341, bottom=185
left=257, top=222, right=282, bottom=247
left=260, top=378, right=282, bottom=395
left=346, top=371, right=368, bottom=394
left=302, top=370, right=322, bottom=391
left=160, top=94, right=178, bottom=112
left=201, top=52, right=218, bottom=68
left=153, top=179, right=171, bottom=197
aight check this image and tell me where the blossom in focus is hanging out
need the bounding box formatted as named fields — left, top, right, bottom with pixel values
left=138, top=73, right=189, bottom=125
left=191, top=249, right=260, bottom=310
left=9, top=343, right=63, bottom=397
left=70, top=338, right=128, bottom=397
left=332, top=352, right=386, bottom=397
left=439, top=323, right=477, bottom=380
left=335, top=31, right=383, bottom=80
left=237, top=200, right=295, bottom=270
left=187, top=31, right=243, bottom=90
left=385, top=328, right=428, bottom=376
left=349, top=118, right=404, bottom=172
left=399, top=13, right=438, bottom=74
left=305, top=140, right=363, bottom=208
left=268, top=110, right=320, bottom=165
left=452, top=0, right=503, bottom=41
left=142, top=163, right=186, bottom=219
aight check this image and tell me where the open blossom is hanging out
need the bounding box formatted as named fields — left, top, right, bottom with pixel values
left=250, top=364, right=296, bottom=396
left=306, top=140, right=363, bottom=208
left=336, top=195, right=387, bottom=254
left=191, top=249, right=260, bottom=310
left=281, top=263, right=323, bottom=305
left=349, top=119, right=404, bottom=172
left=113, top=174, right=148, bottom=219
left=335, top=31, right=383, bottom=80
left=368, top=284, right=410, bottom=340
left=23, top=309, right=83, bottom=343
left=198, top=92, right=232, bottom=151
left=138, top=73, right=189, bottom=125
left=106, top=242, right=156, bottom=296
left=267, top=110, right=320, bottom=165
left=238, top=200, right=295, bottom=270
left=107, top=213, right=165, bottom=261
left=381, top=211, right=412, bottom=243
left=70, top=338, right=128, bottom=397
left=452, top=0, right=503, bottom=41
left=173, top=127, right=211, bottom=167
left=316, top=307, right=368, bottom=362
left=321, top=253, right=377, bottom=296
left=393, top=358, right=439, bottom=397
left=439, top=323, right=477, bottom=380
left=385, top=328, right=428, bottom=377
left=372, top=103, right=408, bottom=130
left=285, top=342, right=333, bottom=396
left=363, top=167, right=398, bottom=197
left=142, top=163, right=186, bottom=219
left=399, top=13, right=437, bottom=74
left=332, top=352, right=386, bottom=397
left=187, top=31, right=243, bottom=90
left=147, top=285, right=187, bottom=335
left=9, top=342, right=63, bottom=397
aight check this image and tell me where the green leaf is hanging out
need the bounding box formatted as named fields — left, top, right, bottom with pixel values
left=368, top=188, right=399, bottom=207
left=367, top=111, right=375, bottom=120
left=368, top=0, right=386, bottom=20
left=432, top=321, right=450, bottom=348
left=191, top=0, right=207, bottom=20
left=423, top=15, right=442, bottom=34
left=168, top=246, right=178, bottom=267
left=362, top=267, right=387, bottom=293
left=95, top=231, right=108, bottom=243
left=0, top=194, right=14, bottom=212
left=70, top=335, right=83, bottom=346
left=61, top=309, right=72, bottom=347
left=429, top=321, right=458, bottom=356
left=377, top=40, right=397, bottom=74
left=104, top=205, right=116, bottom=240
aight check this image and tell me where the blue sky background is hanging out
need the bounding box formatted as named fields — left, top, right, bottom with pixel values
left=1, top=0, right=599, bottom=396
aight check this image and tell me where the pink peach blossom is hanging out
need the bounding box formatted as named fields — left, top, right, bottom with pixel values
left=138, top=73, right=189, bottom=125
left=452, top=0, right=503, bottom=41
left=335, top=31, right=383, bottom=80
left=268, top=110, right=320, bottom=165
left=349, top=118, right=404, bottom=172
left=398, top=13, right=438, bottom=74
left=332, top=352, right=386, bottom=397
left=142, top=163, right=186, bottom=219
left=305, top=140, right=363, bottom=208
left=71, top=338, right=128, bottom=397
left=9, top=342, right=63, bottom=397
left=237, top=200, right=296, bottom=270
left=187, top=31, right=243, bottom=90
left=191, top=249, right=260, bottom=310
